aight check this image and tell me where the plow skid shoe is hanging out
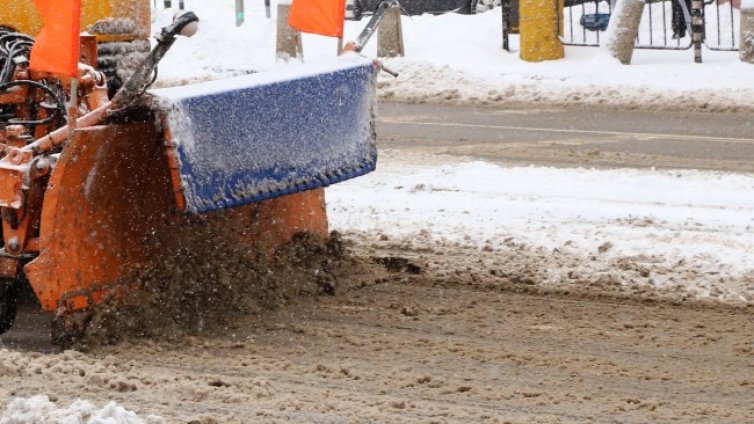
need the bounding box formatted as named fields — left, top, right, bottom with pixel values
left=155, top=54, right=378, bottom=214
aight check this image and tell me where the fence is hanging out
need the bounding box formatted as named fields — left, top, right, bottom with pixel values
left=155, top=0, right=186, bottom=9
left=704, top=0, right=739, bottom=50
left=558, top=0, right=740, bottom=51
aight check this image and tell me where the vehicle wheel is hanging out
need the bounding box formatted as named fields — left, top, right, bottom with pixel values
left=352, top=0, right=364, bottom=20
left=471, top=0, right=501, bottom=14
left=96, top=39, right=151, bottom=98
left=0, top=281, right=18, bottom=335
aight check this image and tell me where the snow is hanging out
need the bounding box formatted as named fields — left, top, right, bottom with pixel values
left=154, top=1, right=754, bottom=111
left=0, top=396, right=164, bottom=424
left=154, top=52, right=372, bottom=100
left=327, top=153, right=754, bottom=301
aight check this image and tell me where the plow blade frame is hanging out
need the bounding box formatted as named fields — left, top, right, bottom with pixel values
left=156, top=54, right=378, bottom=214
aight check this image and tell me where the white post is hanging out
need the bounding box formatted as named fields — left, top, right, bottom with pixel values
left=235, top=0, right=245, bottom=26
left=377, top=4, right=404, bottom=57
left=741, top=0, right=754, bottom=63
left=276, top=2, right=303, bottom=61
left=601, top=0, right=644, bottom=64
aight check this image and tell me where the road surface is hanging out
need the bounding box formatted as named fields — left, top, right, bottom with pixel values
left=1, top=103, right=752, bottom=423
left=377, top=103, right=754, bottom=172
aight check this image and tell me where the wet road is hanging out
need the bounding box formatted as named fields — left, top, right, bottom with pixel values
left=377, top=102, right=754, bottom=172
left=0, top=287, right=53, bottom=352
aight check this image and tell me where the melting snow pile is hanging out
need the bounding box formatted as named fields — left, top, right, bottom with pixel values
left=0, top=396, right=164, bottom=424
left=328, top=154, right=754, bottom=302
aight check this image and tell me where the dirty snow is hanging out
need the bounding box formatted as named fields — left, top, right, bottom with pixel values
left=328, top=152, right=754, bottom=302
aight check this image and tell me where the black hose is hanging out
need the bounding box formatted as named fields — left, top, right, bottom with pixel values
left=0, top=31, right=67, bottom=130
left=0, top=80, right=66, bottom=125
left=0, top=31, right=33, bottom=83
left=0, top=30, right=66, bottom=128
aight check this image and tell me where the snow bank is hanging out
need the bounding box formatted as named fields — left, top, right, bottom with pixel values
left=154, top=1, right=754, bottom=111
left=328, top=153, right=754, bottom=302
left=0, top=396, right=164, bottom=424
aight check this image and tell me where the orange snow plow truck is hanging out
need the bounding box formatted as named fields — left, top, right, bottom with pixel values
left=0, top=1, right=380, bottom=343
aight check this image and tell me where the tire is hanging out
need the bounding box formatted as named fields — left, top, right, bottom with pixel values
left=96, top=39, right=151, bottom=98
left=0, top=281, right=18, bottom=335
left=471, top=0, right=501, bottom=13
left=351, top=0, right=364, bottom=20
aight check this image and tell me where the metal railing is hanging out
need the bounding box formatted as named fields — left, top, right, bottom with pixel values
left=559, top=0, right=739, bottom=51
left=561, top=0, right=614, bottom=47
left=704, top=0, right=739, bottom=50
left=155, top=0, right=186, bottom=9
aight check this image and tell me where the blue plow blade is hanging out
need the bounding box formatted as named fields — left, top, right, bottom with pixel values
left=153, top=54, right=378, bottom=214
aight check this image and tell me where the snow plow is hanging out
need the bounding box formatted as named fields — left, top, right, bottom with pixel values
left=0, top=11, right=378, bottom=342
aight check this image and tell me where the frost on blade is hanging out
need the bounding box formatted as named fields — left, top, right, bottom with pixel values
left=153, top=55, right=378, bottom=214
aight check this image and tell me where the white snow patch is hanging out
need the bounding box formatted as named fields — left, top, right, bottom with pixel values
left=154, top=52, right=371, bottom=100
left=0, top=396, right=164, bottom=424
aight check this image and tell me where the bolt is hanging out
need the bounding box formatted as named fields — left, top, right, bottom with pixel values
left=5, top=125, right=26, bottom=138
left=8, top=150, right=22, bottom=165
left=34, top=158, right=51, bottom=177
left=7, top=237, right=20, bottom=253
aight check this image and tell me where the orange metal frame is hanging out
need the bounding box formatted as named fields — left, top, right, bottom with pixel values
left=23, top=121, right=328, bottom=313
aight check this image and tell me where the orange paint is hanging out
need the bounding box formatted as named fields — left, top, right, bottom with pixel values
left=24, top=122, right=329, bottom=313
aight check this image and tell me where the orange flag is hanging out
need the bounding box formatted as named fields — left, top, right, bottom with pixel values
left=30, top=0, right=81, bottom=77
left=288, top=0, right=346, bottom=38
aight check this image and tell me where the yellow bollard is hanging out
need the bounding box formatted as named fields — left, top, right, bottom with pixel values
left=519, top=0, right=564, bottom=62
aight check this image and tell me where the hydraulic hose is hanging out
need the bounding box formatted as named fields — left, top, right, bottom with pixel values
left=0, top=80, right=66, bottom=126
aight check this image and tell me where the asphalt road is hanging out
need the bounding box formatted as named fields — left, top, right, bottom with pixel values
left=4, top=102, right=754, bottom=352
left=377, top=102, right=754, bottom=172
left=1, top=103, right=753, bottom=423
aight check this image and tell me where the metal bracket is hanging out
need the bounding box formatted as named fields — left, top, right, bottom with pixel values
left=353, top=0, right=400, bottom=52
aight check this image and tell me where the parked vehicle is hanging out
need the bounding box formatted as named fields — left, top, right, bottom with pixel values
left=346, top=0, right=501, bottom=19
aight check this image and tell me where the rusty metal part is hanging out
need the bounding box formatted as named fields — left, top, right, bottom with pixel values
left=79, top=35, right=99, bottom=68
left=0, top=257, right=20, bottom=278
